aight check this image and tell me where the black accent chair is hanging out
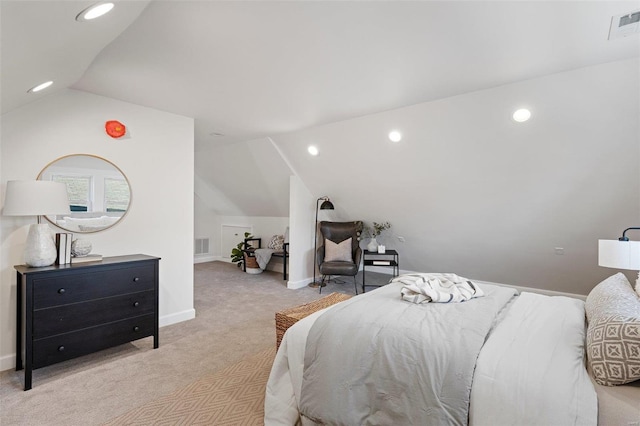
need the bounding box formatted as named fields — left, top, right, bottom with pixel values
left=317, top=221, right=363, bottom=294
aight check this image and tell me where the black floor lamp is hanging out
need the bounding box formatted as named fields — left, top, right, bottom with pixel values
left=309, top=196, right=334, bottom=288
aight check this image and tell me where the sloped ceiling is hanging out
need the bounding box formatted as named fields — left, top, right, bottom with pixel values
left=0, top=0, right=151, bottom=114
left=1, top=1, right=639, bottom=221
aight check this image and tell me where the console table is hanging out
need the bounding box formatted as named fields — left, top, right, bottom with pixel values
left=362, top=249, right=399, bottom=293
left=15, top=254, right=160, bottom=390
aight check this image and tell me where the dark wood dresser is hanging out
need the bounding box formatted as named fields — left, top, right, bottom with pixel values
left=15, top=254, right=160, bottom=390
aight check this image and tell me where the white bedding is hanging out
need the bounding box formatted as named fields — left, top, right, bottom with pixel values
left=469, top=292, right=597, bottom=425
left=265, top=288, right=598, bottom=426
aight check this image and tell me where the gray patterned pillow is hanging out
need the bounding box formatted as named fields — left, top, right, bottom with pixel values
left=585, top=273, right=640, bottom=386
left=267, top=235, right=285, bottom=250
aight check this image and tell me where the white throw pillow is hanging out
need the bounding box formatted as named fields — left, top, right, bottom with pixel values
left=324, top=238, right=353, bottom=263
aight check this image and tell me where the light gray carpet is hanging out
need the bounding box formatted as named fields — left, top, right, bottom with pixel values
left=0, top=261, right=390, bottom=425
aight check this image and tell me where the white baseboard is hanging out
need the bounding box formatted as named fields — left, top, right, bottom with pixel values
left=0, top=354, right=16, bottom=372
left=287, top=278, right=310, bottom=289
left=159, top=308, right=196, bottom=327
left=194, top=255, right=220, bottom=264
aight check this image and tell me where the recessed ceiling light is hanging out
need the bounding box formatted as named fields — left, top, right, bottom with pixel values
left=388, top=130, right=402, bottom=142
left=27, top=81, right=53, bottom=93
left=308, top=146, right=319, bottom=156
left=512, top=108, right=532, bottom=123
left=76, top=2, right=114, bottom=21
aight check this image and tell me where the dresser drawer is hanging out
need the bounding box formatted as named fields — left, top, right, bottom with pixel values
left=32, top=314, right=155, bottom=368
left=33, top=290, right=155, bottom=338
left=32, top=264, right=155, bottom=309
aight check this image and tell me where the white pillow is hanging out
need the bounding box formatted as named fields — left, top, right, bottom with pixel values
left=324, top=237, right=353, bottom=263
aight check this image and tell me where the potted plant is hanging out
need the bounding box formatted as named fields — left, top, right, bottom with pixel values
left=363, top=221, right=391, bottom=252
left=231, top=232, right=253, bottom=268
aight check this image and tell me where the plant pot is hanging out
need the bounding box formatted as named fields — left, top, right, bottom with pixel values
left=367, top=237, right=378, bottom=252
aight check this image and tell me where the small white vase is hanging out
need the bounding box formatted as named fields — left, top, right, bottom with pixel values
left=367, top=237, right=378, bottom=252
left=24, top=224, right=57, bottom=267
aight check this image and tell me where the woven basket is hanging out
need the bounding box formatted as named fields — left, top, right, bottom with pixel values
left=244, top=252, right=259, bottom=269
left=275, top=292, right=352, bottom=349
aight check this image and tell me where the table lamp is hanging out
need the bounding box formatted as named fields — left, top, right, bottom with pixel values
left=2, top=180, right=70, bottom=267
left=599, top=227, right=640, bottom=291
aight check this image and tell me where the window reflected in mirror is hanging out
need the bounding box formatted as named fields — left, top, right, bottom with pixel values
left=38, top=154, right=131, bottom=233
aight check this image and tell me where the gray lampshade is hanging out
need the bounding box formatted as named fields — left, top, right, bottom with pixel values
left=2, top=180, right=70, bottom=217
left=598, top=239, right=640, bottom=270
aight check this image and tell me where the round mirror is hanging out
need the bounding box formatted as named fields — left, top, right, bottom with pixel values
left=37, top=154, right=131, bottom=233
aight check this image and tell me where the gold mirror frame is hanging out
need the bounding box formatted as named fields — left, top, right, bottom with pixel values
left=37, top=154, right=132, bottom=233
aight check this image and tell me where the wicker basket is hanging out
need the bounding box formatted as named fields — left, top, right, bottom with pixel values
left=244, top=252, right=259, bottom=269
left=275, top=292, right=352, bottom=349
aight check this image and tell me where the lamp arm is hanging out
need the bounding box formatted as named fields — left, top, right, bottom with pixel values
left=619, top=227, right=640, bottom=241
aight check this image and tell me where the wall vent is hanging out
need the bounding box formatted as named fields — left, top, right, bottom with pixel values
left=609, top=10, right=640, bottom=40
left=194, top=237, right=210, bottom=255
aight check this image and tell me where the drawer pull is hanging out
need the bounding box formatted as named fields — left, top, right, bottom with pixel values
left=133, top=326, right=140, bottom=332
left=58, top=345, right=65, bottom=352
left=57, top=288, right=66, bottom=294
left=133, top=277, right=140, bottom=282
left=133, top=301, right=140, bottom=307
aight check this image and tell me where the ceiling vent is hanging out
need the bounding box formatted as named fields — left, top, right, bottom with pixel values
left=609, top=10, right=640, bottom=40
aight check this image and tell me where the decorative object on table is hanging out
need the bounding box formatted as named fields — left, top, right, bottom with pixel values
left=364, top=221, right=392, bottom=253
left=71, top=238, right=92, bottom=257
left=55, top=233, right=73, bottom=265
left=2, top=180, right=70, bottom=267
left=598, top=227, right=640, bottom=294
left=310, top=196, right=335, bottom=288
left=377, top=245, right=386, bottom=254
left=105, top=120, right=127, bottom=138
left=231, top=231, right=254, bottom=268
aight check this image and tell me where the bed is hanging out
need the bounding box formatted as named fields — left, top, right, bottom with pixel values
left=264, top=273, right=640, bottom=425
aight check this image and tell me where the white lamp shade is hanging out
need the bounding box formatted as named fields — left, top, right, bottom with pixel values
left=598, top=239, right=640, bottom=270
left=2, top=180, right=70, bottom=217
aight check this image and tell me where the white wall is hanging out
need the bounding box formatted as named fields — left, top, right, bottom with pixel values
left=287, top=176, right=315, bottom=289
left=0, top=89, right=195, bottom=371
left=273, top=58, right=640, bottom=295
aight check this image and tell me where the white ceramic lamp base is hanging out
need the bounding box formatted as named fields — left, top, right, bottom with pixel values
left=24, top=224, right=57, bottom=267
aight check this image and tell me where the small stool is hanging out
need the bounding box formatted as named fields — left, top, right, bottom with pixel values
left=275, top=292, right=352, bottom=349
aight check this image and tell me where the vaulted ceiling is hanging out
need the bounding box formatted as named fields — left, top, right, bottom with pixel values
left=2, top=1, right=639, bottom=216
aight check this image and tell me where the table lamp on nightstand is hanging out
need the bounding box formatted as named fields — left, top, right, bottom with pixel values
left=2, top=180, right=70, bottom=267
left=599, top=227, right=640, bottom=292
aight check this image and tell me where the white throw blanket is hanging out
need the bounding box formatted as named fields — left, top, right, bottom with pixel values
left=393, top=273, right=484, bottom=303
left=254, top=248, right=275, bottom=269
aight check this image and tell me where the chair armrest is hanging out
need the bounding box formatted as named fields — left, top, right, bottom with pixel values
left=353, top=247, right=362, bottom=267
left=316, top=245, right=325, bottom=266
left=244, top=237, right=261, bottom=249
left=283, top=242, right=289, bottom=255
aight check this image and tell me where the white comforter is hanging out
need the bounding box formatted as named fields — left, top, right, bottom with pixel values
left=265, top=287, right=597, bottom=426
